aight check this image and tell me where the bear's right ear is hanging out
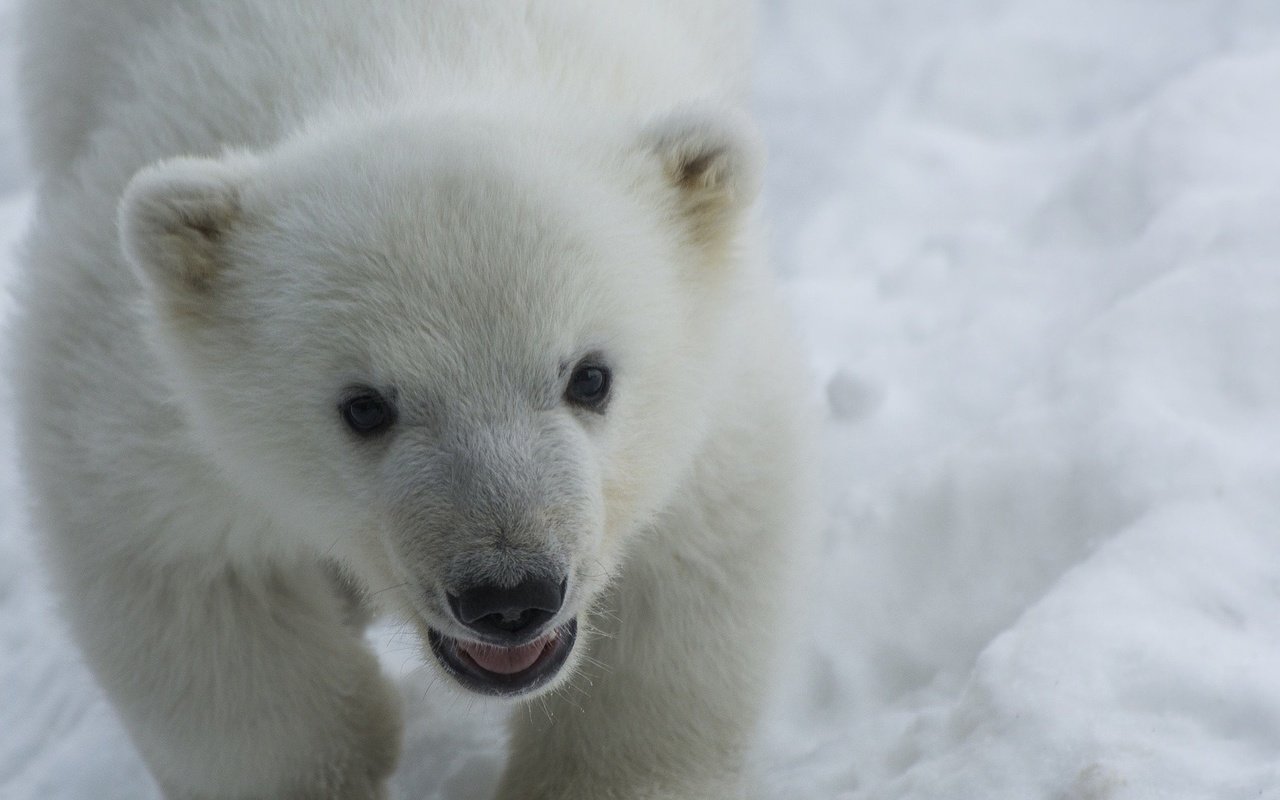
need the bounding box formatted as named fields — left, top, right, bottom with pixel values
left=118, top=156, right=251, bottom=302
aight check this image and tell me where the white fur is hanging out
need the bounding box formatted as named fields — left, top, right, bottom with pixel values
left=14, top=1, right=815, bottom=798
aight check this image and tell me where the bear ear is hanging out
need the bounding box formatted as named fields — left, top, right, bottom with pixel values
left=640, top=109, right=763, bottom=248
left=118, top=156, right=250, bottom=301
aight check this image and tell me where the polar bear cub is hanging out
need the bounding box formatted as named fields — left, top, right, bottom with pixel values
left=14, top=0, right=815, bottom=798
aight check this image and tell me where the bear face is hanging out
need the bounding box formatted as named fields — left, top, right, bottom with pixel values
left=118, top=109, right=761, bottom=697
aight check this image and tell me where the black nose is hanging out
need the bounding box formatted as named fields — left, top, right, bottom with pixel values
left=447, top=576, right=566, bottom=642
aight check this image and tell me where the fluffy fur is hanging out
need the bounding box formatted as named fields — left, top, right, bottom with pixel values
left=14, top=1, right=815, bottom=798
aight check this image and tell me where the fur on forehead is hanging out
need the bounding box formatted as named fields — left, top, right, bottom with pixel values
left=146, top=118, right=684, bottom=407
left=247, top=118, right=678, bottom=330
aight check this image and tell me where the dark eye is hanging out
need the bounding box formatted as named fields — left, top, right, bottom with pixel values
left=339, top=388, right=394, bottom=435
left=565, top=361, right=612, bottom=411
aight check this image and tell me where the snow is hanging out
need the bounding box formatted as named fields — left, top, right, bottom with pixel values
left=3, top=1, right=1280, bottom=798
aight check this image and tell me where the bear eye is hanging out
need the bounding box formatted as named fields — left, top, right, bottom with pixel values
left=339, top=388, right=395, bottom=436
left=564, top=360, right=612, bottom=411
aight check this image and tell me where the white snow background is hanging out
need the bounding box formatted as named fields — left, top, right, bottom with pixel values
left=3, top=1, right=1280, bottom=798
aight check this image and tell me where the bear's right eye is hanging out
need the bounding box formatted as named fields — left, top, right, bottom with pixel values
left=339, top=388, right=395, bottom=436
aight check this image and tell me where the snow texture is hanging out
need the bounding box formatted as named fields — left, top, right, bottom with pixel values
left=3, top=1, right=1280, bottom=798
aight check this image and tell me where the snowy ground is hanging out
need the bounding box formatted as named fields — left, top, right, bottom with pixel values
left=4, top=1, right=1280, bottom=798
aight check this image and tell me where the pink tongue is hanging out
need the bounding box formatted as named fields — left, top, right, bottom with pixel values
left=458, top=633, right=553, bottom=675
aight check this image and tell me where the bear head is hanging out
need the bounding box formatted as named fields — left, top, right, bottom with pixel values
left=117, top=107, right=762, bottom=697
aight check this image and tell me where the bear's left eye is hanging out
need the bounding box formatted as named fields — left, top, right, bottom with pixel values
left=565, top=360, right=612, bottom=412
left=339, top=388, right=395, bottom=436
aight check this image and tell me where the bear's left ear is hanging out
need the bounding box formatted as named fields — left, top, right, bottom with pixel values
left=118, top=155, right=253, bottom=306
left=640, top=110, right=763, bottom=249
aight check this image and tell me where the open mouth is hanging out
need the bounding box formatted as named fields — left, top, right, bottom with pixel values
left=427, top=619, right=578, bottom=696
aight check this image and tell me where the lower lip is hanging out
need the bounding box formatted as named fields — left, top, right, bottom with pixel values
left=427, top=619, right=578, bottom=697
